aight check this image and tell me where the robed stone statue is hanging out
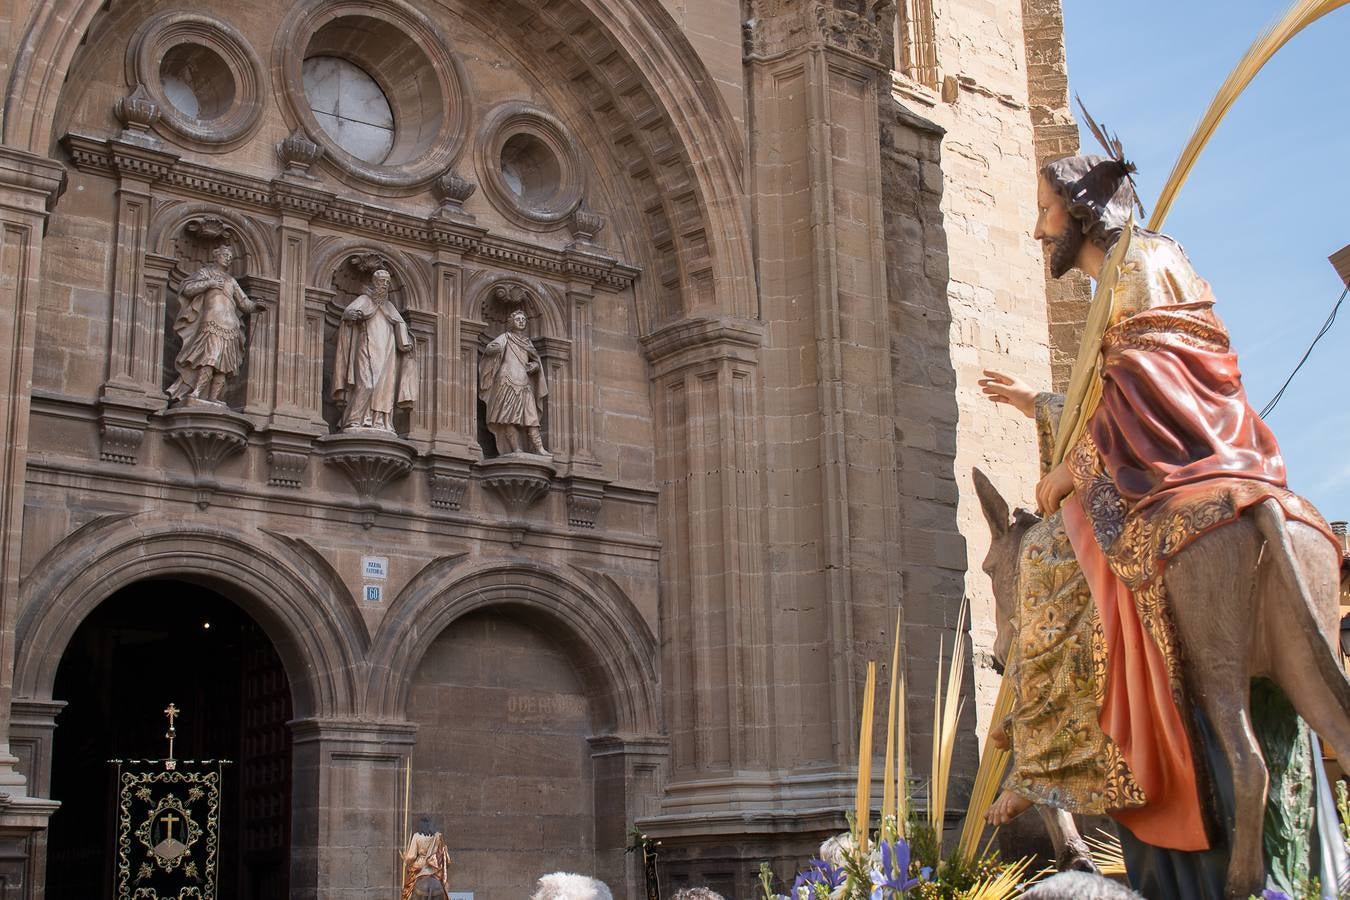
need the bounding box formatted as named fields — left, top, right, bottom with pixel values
left=479, top=308, right=549, bottom=455
left=331, top=268, right=418, bottom=432
left=167, top=244, right=263, bottom=405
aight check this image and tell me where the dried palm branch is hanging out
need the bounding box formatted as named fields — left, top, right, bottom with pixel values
left=882, top=608, right=905, bottom=840
left=1151, top=0, right=1350, bottom=230
left=1055, top=0, right=1350, bottom=467
left=929, top=602, right=969, bottom=835
left=955, top=678, right=1016, bottom=862
left=854, top=661, right=878, bottom=854
left=961, top=856, right=1043, bottom=900
left=1085, top=828, right=1128, bottom=877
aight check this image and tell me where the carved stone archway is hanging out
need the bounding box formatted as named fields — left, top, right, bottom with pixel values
left=11, top=513, right=375, bottom=897
left=13, top=514, right=368, bottom=718
left=366, top=556, right=665, bottom=894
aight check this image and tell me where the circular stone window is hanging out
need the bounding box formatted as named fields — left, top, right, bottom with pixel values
left=276, top=0, right=469, bottom=189
left=302, top=56, right=394, bottom=164
left=159, top=44, right=236, bottom=120
left=477, top=103, right=584, bottom=230
left=128, top=13, right=266, bottom=150
left=500, top=134, right=562, bottom=207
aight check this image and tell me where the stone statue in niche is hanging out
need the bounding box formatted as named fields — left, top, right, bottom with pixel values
left=479, top=308, right=549, bottom=455
left=331, top=268, right=418, bottom=432
left=167, top=243, right=264, bottom=406
left=400, top=816, right=452, bottom=900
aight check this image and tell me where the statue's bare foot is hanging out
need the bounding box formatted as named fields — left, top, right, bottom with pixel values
left=989, top=721, right=1009, bottom=751
left=985, top=789, right=1032, bottom=825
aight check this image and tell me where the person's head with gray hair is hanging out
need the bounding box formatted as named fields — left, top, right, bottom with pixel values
left=1020, top=871, right=1142, bottom=899
left=670, top=889, right=725, bottom=900
left=529, top=872, right=613, bottom=900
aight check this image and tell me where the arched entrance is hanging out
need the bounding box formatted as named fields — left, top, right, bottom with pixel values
left=407, top=608, right=600, bottom=898
left=46, top=579, right=292, bottom=899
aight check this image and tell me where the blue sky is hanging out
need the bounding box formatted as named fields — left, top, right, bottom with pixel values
left=1061, top=2, right=1350, bottom=520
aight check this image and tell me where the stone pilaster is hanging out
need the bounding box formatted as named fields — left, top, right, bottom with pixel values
left=271, top=178, right=333, bottom=433
left=288, top=718, right=416, bottom=900
left=95, top=139, right=178, bottom=462
left=746, top=0, right=903, bottom=784
left=588, top=735, right=669, bottom=897
left=640, top=316, right=773, bottom=801
left=0, top=146, right=67, bottom=898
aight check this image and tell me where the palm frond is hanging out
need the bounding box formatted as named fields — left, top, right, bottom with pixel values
left=1085, top=828, right=1127, bottom=877
left=955, top=680, right=1016, bottom=862
left=961, top=856, right=1043, bottom=900
left=1151, top=0, right=1350, bottom=229
left=929, top=602, right=968, bottom=835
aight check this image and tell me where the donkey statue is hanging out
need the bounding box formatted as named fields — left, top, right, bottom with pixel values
left=972, top=467, right=1350, bottom=899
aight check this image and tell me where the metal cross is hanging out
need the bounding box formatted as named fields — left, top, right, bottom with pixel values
left=164, top=702, right=179, bottom=765
left=160, top=811, right=180, bottom=841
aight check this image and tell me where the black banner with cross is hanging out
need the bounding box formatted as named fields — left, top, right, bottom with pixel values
left=111, top=703, right=229, bottom=899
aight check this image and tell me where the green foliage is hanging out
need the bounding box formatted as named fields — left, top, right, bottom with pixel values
left=1336, top=779, right=1350, bottom=848
left=759, top=862, right=777, bottom=900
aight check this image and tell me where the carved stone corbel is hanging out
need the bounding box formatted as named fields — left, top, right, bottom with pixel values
left=564, top=476, right=606, bottom=529
left=478, top=455, right=555, bottom=520
left=277, top=128, right=324, bottom=179
left=426, top=456, right=471, bottom=510
left=99, top=411, right=148, bottom=466
left=318, top=433, right=416, bottom=529
left=161, top=406, right=252, bottom=507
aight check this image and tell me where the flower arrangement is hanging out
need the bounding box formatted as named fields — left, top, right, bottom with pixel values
left=758, top=605, right=1038, bottom=900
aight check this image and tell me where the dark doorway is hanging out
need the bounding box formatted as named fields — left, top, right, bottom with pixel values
left=46, top=580, right=292, bottom=899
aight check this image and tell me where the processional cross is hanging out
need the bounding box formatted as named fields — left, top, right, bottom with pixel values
left=164, top=702, right=179, bottom=770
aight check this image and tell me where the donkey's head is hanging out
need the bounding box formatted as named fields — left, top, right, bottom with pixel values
left=973, top=468, right=1041, bottom=672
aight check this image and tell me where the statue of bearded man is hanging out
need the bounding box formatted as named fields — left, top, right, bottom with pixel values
left=331, top=268, right=418, bottom=432
left=980, top=154, right=1348, bottom=899
left=478, top=308, right=549, bottom=455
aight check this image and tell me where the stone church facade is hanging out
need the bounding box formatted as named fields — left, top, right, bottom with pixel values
left=0, top=0, right=1083, bottom=896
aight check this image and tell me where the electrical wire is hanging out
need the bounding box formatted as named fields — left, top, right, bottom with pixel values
left=1259, top=285, right=1347, bottom=419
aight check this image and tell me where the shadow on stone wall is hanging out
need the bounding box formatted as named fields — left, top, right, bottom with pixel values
left=879, top=96, right=982, bottom=818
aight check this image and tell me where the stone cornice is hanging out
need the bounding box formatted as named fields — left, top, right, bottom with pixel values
left=639, top=315, right=765, bottom=375
left=60, top=133, right=640, bottom=293
left=0, top=146, right=67, bottom=214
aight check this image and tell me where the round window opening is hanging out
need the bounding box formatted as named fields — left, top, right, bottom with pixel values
left=159, top=43, right=236, bottom=121
left=301, top=55, right=395, bottom=165
left=500, top=133, right=562, bottom=208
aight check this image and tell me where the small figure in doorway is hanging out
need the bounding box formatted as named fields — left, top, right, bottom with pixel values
left=401, top=816, right=451, bottom=900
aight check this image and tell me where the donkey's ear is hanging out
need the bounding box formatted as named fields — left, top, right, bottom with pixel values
left=972, top=467, right=1010, bottom=538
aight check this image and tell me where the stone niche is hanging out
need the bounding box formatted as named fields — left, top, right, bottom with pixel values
left=319, top=251, right=418, bottom=437
left=158, top=215, right=256, bottom=411
left=316, top=250, right=421, bottom=526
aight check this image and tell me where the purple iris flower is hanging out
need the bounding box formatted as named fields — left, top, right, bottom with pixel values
left=1261, top=891, right=1292, bottom=900
left=869, top=838, right=927, bottom=898
left=792, top=858, right=846, bottom=896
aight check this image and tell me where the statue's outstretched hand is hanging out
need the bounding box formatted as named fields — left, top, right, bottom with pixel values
left=979, top=370, right=1037, bottom=418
